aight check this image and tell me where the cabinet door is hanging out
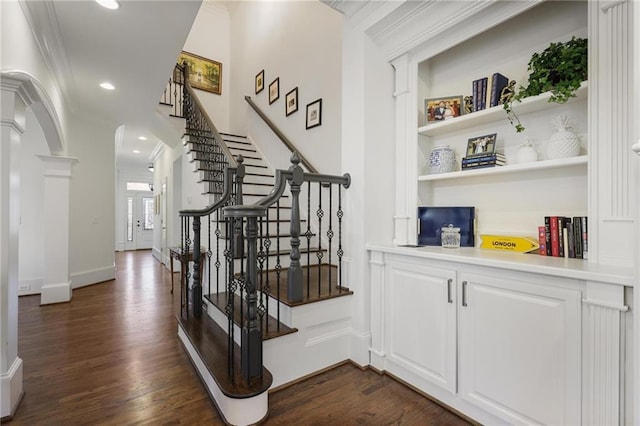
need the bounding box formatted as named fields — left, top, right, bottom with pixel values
left=458, top=272, right=580, bottom=425
left=385, top=260, right=457, bottom=393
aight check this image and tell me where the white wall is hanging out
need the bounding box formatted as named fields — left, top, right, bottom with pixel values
left=183, top=2, right=231, bottom=133
left=67, top=115, right=116, bottom=288
left=18, top=108, right=49, bottom=296
left=228, top=1, right=343, bottom=175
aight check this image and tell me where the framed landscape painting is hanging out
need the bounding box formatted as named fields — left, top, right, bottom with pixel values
left=179, top=51, right=222, bottom=95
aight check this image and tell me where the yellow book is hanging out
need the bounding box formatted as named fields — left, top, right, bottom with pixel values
left=480, top=235, right=539, bottom=253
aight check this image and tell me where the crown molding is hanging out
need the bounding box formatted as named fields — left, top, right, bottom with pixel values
left=18, top=0, right=75, bottom=109
left=149, top=141, right=166, bottom=163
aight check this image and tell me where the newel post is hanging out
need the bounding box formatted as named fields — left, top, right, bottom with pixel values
left=287, top=153, right=304, bottom=302
left=223, top=204, right=267, bottom=381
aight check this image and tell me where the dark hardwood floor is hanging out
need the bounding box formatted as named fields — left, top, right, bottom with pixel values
left=9, top=250, right=471, bottom=425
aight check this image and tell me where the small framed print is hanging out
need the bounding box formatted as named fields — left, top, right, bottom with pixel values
left=255, top=70, right=264, bottom=94
left=466, top=133, right=497, bottom=157
left=269, top=78, right=280, bottom=104
left=306, top=98, right=322, bottom=129
left=425, top=95, right=463, bottom=122
left=285, top=87, right=298, bottom=116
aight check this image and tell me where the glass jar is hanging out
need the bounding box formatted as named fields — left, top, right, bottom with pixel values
left=441, top=224, right=461, bottom=248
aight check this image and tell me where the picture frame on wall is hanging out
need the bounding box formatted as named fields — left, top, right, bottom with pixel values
left=306, top=98, right=322, bottom=129
left=425, top=95, right=463, bottom=122
left=178, top=51, right=222, bottom=95
left=255, top=70, right=264, bottom=94
left=285, top=87, right=298, bottom=116
left=465, top=133, right=497, bottom=157
left=269, top=78, right=280, bottom=104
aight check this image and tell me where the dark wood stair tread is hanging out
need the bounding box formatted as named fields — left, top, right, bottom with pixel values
left=205, top=292, right=298, bottom=340
left=176, top=313, right=272, bottom=398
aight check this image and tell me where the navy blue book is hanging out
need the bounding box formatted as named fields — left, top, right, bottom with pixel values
left=417, top=207, right=476, bottom=247
left=490, top=73, right=509, bottom=107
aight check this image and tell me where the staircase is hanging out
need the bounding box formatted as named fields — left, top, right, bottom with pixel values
left=160, top=63, right=352, bottom=425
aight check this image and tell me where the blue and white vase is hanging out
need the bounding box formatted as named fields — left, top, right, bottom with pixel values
left=429, top=145, right=456, bottom=174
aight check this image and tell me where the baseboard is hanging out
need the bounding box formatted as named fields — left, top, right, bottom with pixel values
left=152, top=247, right=162, bottom=263
left=18, top=277, right=42, bottom=296
left=1, top=357, right=23, bottom=419
left=41, top=281, right=72, bottom=304
left=71, top=265, right=116, bottom=289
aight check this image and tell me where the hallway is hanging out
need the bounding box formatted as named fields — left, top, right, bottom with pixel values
left=11, top=250, right=471, bottom=425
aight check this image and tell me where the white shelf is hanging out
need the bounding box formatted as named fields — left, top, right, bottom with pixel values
left=418, top=155, right=587, bottom=182
left=418, top=82, right=588, bottom=137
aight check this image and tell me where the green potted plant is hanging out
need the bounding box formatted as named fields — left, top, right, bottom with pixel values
left=504, top=36, right=588, bottom=133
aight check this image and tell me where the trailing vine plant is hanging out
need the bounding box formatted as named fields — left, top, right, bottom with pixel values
left=504, top=36, right=588, bottom=133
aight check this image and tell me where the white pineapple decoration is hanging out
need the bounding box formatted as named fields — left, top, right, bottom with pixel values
left=547, top=115, right=581, bottom=159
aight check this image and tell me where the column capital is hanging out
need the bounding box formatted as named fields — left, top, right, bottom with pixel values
left=37, top=155, right=78, bottom=178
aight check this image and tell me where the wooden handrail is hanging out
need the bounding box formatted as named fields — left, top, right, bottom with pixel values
left=244, top=95, right=318, bottom=174
left=184, top=63, right=237, bottom=168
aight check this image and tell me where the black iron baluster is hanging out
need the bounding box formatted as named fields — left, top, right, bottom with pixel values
left=193, top=217, right=202, bottom=318
left=337, top=185, right=344, bottom=293
left=306, top=181, right=311, bottom=297
left=327, top=184, right=333, bottom=295
left=215, top=211, right=221, bottom=295
left=316, top=181, right=324, bottom=298
left=185, top=216, right=192, bottom=320
left=225, top=214, right=235, bottom=379
left=263, top=209, right=271, bottom=332
left=257, top=217, right=265, bottom=334
left=275, top=200, right=281, bottom=330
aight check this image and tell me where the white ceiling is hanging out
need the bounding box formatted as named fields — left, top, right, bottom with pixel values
left=20, top=0, right=202, bottom=167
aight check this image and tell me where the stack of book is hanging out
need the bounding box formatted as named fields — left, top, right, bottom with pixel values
left=461, top=152, right=506, bottom=170
left=537, top=216, right=588, bottom=259
left=471, top=72, right=510, bottom=112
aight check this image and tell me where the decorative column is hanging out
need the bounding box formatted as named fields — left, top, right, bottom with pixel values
left=0, top=78, right=26, bottom=419
left=581, top=281, right=628, bottom=425
left=37, top=155, right=78, bottom=305
left=368, top=250, right=386, bottom=371
left=391, top=53, right=417, bottom=245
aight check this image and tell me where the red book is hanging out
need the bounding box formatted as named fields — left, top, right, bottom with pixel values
left=538, top=226, right=547, bottom=256
left=550, top=216, right=560, bottom=257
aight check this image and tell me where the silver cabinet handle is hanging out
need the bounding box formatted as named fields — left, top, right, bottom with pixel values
left=447, top=279, right=453, bottom=304
left=462, top=280, right=468, bottom=307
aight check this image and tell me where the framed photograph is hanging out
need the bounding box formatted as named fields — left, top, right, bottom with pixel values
left=178, top=51, right=222, bottom=95
left=425, top=95, right=463, bottom=122
left=269, top=78, right=280, bottom=104
left=466, top=133, right=497, bottom=157
left=306, top=98, right=322, bottom=129
left=285, top=87, right=298, bottom=116
left=255, top=70, right=264, bottom=94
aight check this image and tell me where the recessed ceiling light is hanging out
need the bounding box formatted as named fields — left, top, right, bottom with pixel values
left=96, top=0, right=119, bottom=10
left=100, top=82, right=115, bottom=90
left=138, top=136, right=147, bottom=140
left=132, top=150, right=140, bottom=154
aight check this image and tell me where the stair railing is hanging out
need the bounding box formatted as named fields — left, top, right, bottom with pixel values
left=161, top=63, right=185, bottom=118
left=244, top=95, right=318, bottom=174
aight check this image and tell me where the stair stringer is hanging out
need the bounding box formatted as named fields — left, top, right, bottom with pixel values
left=205, top=293, right=353, bottom=390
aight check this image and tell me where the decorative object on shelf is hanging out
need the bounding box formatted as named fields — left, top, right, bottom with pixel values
left=285, top=87, right=298, bottom=116
left=463, top=96, right=473, bottom=114
left=503, top=36, right=588, bottom=133
left=548, top=115, right=581, bottom=159
left=255, top=70, right=264, bottom=94
left=441, top=224, right=461, bottom=248
left=425, top=95, right=463, bottom=122
left=461, top=152, right=505, bottom=170
left=499, top=80, right=516, bottom=105
left=305, top=98, right=322, bottom=129
left=179, top=51, right=222, bottom=95
left=465, top=133, right=496, bottom=157
left=480, top=234, right=540, bottom=253
left=429, top=145, right=456, bottom=174
left=269, top=77, right=280, bottom=104
left=516, top=137, right=538, bottom=164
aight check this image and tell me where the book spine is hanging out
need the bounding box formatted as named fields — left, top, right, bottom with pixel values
left=462, top=154, right=506, bottom=162
left=550, top=216, right=559, bottom=257
left=490, top=73, right=509, bottom=107
left=544, top=217, right=552, bottom=256
left=538, top=226, right=547, bottom=256
left=573, top=216, right=583, bottom=259
left=581, top=216, right=588, bottom=260
left=566, top=218, right=576, bottom=258
left=557, top=216, right=565, bottom=257
left=472, top=79, right=478, bottom=112
left=490, top=73, right=498, bottom=108
left=480, top=78, right=488, bottom=110
left=462, top=163, right=504, bottom=170
left=462, top=157, right=506, bottom=164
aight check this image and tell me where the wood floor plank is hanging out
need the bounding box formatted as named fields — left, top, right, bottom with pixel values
left=10, top=250, right=471, bottom=425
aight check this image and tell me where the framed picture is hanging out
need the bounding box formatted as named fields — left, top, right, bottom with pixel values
left=285, top=87, right=298, bottom=116
left=255, top=70, right=264, bottom=94
left=269, top=78, right=280, bottom=104
left=306, top=98, right=322, bottom=129
left=466, top=133, right=497, bottom=157
left=425, top=95, right=463, bottom=122
left=178, top=51, right=222, bottom=95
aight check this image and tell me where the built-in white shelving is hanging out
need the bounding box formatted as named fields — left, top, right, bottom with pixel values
left=418, top=155, right=587, bottom=181
left=418, top=82, right=588, bottom=137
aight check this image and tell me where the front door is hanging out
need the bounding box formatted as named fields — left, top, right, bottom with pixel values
left=125, top=192, right=154, bottom=250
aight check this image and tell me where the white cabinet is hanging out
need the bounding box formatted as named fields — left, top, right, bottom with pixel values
left=384, top=260, right=456, bottom=393
left=457, top=271, right=581, bottom=425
